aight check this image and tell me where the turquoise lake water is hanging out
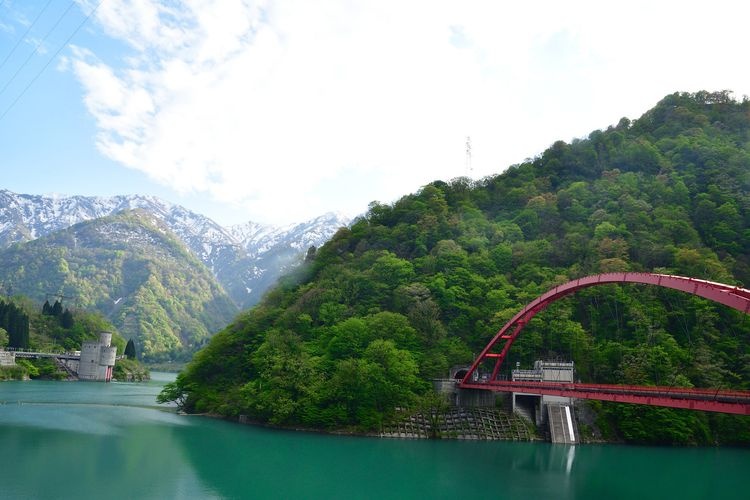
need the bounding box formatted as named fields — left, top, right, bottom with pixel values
left=1, top=372, right=748, bottom=499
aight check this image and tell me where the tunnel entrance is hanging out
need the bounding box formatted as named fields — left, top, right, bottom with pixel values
left=513, top=394, right=540, bottom=424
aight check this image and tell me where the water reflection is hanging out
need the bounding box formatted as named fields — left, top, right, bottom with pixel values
left=2, top=376, right=748, bottom=499
left=566, top=445, right=575, bottom=475
left=0, top=403, right=188, bottom=434
left=172, top=420, right=587, bottom=499
left=0, top=376, right=215, bottom=500
left=0, top=419, right=217, bottom=499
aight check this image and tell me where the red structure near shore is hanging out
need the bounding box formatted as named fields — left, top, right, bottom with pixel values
left=460, top=273, right=750, bottom=415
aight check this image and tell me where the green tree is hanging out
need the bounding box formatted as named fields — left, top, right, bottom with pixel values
left=305, top=246, right=317, bottom=262
left=157, top=376, right=189, bottom=409
left=60, top=308, right=74, bottom=328
left=124, top=339, right=137, bottom=359
left=51, top=300, right=63, bottom=317
left=3, top=301, right=29, bottom=349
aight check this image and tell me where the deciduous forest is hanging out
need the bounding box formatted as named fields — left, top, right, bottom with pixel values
left=162, top=91, right=750, bottom=444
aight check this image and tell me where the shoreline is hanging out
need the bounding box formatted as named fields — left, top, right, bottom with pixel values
left=178, top=407, right=746, bottom=447
left=185, top=407, right=549, bottom=442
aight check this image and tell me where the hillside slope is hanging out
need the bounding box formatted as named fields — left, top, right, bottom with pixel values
left=166, top=91, right=750, bottom=443
left=0, top=210, right=238, bottom=360
left=0, top=190, right=350, bottom=308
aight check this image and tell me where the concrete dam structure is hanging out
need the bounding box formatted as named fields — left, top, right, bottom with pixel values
left=510, top=360, right=577, bottom=444
left=431, top=361, right=578, bottom=443
left=76, top=332, right=118, bottom=382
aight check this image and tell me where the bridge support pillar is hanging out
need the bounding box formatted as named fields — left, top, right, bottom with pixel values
left=456, top=388, right=496, bottom=408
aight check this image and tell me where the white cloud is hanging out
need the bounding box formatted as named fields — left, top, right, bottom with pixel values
left=71, top=0, right=750, bottom=224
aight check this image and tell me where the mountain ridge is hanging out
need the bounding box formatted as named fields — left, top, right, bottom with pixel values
left=0, top=189, right=350, bottom=307
left=0, top=209, right=238, bottom=359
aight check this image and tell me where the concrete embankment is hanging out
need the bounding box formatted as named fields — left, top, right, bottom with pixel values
left=380, top=407, right=535, bottom=440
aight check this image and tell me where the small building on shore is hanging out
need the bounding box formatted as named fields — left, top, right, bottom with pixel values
left=511, top=360, right=575, bottom=423
left=76, top=332, right=117, bottom=382
left=511, top=360, right=578, bottom=443
left=0, top=349, right=15, bottom=367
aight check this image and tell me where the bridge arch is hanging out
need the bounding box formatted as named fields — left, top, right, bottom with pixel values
left=461, top=272, right=750, bottom=385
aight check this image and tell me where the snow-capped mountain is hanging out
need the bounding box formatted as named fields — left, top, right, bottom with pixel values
left=229, top=212, right=351, bottom=256
left=0, top=189, right=350, bottom=307
left=0, top=209, right=239, bottom=360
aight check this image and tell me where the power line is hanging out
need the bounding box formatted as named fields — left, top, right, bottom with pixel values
left=0, top=1, right=102, bottom=122
left=0, top=0, right=55, bottom=73
left=0, top=1, right=77, bottom=98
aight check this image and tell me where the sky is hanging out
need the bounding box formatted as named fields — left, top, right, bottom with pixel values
left=0, top=0, right=748, bottom=226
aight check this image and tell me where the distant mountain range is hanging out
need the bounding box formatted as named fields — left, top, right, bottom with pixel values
left=0, top=189, right=350, bottom=359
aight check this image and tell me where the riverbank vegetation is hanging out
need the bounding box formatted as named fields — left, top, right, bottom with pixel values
left=163, top=91, right=750, bottom=444
left=0, top=364, right=28, bottom=380
left=113, top=358, right=150, bottom=382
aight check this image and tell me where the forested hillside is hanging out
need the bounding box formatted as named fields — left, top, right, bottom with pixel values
left=0, top=190, right=349, bottom=309
left=164, top=91, right=750, bottom=444
left=0, top=210, right=238, bottom=361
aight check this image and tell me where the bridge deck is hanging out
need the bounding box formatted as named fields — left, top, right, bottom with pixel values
left=460, top=380, right=750, bottom=415
left=461, top=274, right=750, bottom=416
left=12, top=351, right=81, bottom=360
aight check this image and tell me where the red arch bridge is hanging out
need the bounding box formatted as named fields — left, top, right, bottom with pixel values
left=459, top=273, right=750, bottom=415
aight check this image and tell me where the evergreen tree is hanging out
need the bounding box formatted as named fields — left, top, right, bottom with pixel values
left=124, top=339, right=136, bottom=360
left=7, top=318, right=16, bottom=348
left=42, top=300, right=51, bottom=315
left=60, top=308, right=74, bottom=328
left=0, top=302, right=8, bottom=331
left=305, top=245, right=317, bottom=262
left=51, top=300, right=63, bottom=317
left=6, top=304, right=29, bottom=349
left=19, top=315, right=29, bottom=349
left=0, top=300, right=29, bottom=349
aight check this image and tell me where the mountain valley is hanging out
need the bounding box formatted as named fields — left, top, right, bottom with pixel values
left=0, top=190, right=349, bottom=359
